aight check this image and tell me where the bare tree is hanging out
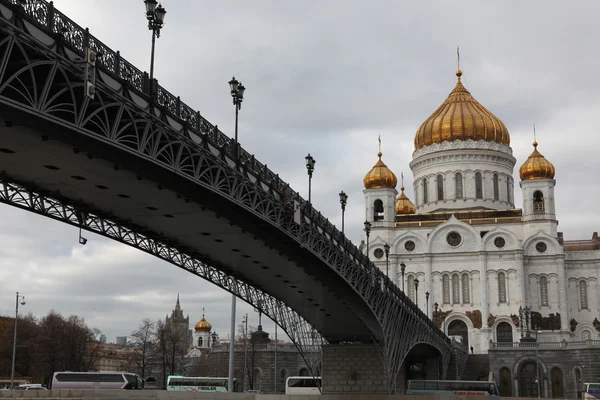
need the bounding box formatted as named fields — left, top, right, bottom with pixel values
left=237, top=323, right=258, bottom=390
left=128, top=318, right=156, bottom=380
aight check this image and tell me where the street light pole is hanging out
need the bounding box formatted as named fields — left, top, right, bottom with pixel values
left=143, top=0, right=166, bottom=83
left=339, top=191, right=348, bottom=234
left=426, top=291, right=430, bottom=318
left=10, top=292, right=25, bottom=390
left=414, top=278, right=419, bottom=307
left=535, top=328, right=542, bottom=398
left=384, top=243, right=390, bottom=277
left=229, top=77, right=246, bottom=159
left=242, top=314, right=248, bottom=391
left=305, top=154, right=316, bottom=203
left=363, top=221, right=371, bottom=260
left=400, top=262, right=406, bottom=292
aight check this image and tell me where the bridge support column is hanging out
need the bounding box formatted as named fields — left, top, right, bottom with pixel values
left=322, top=343, right=386, bottom=393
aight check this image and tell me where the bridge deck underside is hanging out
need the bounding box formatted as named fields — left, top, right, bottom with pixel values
left=0, top=109, right=377, bottom=342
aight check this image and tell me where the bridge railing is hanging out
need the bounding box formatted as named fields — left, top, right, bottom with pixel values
left=5, top=0, right=447, bottom=344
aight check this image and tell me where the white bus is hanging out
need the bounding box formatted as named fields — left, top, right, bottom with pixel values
left=583, top=382, right=600, bottom=399
left=285, top=376, right=321, bottom=395
left=406, top=380, right=499, bottom=396
left=51, top=372, right=143, bottom=390
left=166, top=376, right=233, bottom=392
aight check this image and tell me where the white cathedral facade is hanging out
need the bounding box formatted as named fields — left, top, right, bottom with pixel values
left=363, top=69, right=600, bottom=352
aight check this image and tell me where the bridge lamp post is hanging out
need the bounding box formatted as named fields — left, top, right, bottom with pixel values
left=144, top=0, right=166, bottom=83
left=399, top=262, right=406, bottom=292
left=305, top=154, right=316, bottom=203
left=425, top=291, right=430, bottom=318
left=229, top=77, right=246, bottom=159
left=534, top=327, right=542, bottom=398
left=339, top=191, right=348, bottom=234
left=383, top=243, right=390, bottom=277
left=363, top=221, right=371, bottom=260
left=414, top=278, right=419, bottom=307
left=10, top=292, right=25, bottom=390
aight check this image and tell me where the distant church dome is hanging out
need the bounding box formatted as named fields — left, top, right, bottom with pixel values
left=519, top=141, right=555, bottom=181
left=396, top=186, right=416, bottom=215
left=414, top=69, right=511, bottom=150
left=364, top=151, right=397, bottom=189
left=194, top=315, right=212, bottom=332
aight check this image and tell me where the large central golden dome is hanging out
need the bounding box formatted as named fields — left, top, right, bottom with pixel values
left=414, top=70, right=511, bottom=150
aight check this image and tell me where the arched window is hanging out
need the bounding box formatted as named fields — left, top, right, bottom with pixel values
left=540, top=276, right=549, bottom=306
left=455, top=172, right=463, bottom=199
left=579, top=280, right=588, bottom=310
left=442, top=275, right=450, bottom=304
left=252, top=368, right=262, bottom=390
left=493, top=174, right=499, bottom=201
left=462, top=273, right=470, bottom=304
left=408, top=275, right=415, bottom=302
left=452, top=274, right=460, bottom=304
left=498, top=272, right=507, bottom=303
left=437, top=175, right=444, bottom=200
left=197, top=337, right=203, bottom=347
left=373, top=199, right=384, bottom=221
left=298, top=368, right=309, bottom=376
left=583, top=330, right=591, bottom=341
left=280, top=369, right=289, bottom=385
left=506, top=177, right=511, bottom=204
left=533, top=191, right=544, bottom=213
left=475, top=172, right=483, bottom=199
left=423, top=178, right=428, bottom=203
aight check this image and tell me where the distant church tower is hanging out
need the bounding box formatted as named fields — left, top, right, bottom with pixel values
left=193, top=310, right=212, bottom=350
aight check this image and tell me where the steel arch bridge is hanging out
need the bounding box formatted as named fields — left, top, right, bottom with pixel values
left=0, top=0, right=458, bottom=392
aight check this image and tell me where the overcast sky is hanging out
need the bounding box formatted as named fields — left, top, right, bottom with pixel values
left=1, top=0, right=600, bottom=344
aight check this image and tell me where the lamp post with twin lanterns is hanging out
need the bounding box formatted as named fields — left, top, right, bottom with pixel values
left=339, top=191, right=348, bottom=234
left=143, top=0, right=166, bottom=83
left=10, top=292, right=26, bottom=390
left=228, top=77, right=246, bottom=159
left=363, top=221, right=371, bottom=260
left=305, top=154, right=316, bottom=203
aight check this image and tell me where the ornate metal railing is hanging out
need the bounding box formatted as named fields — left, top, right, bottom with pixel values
left=1, top=0, right=447, bottom=345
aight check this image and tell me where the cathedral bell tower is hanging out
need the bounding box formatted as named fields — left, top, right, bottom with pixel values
left=519, top=138, right=557, bottom=234
left=363, top=137, right=398, bottom=231
left=193, top=310, right=212, bottom=350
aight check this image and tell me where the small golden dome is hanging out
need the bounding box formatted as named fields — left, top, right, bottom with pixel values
left=363, top=151, right=398, bottom=189
left=414, top=70, right=511, bottom=150
left=194, top=315, right=212, bottom=332
left=519, top=141, right=555, bottom=181
left=396, top=186, right=416, bottom=215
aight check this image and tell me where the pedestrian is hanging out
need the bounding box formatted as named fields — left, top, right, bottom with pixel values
left=470, top=345, right=474, bottom=354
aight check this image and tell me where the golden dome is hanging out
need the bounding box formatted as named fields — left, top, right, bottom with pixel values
left=396, top=186, right=416, bottom=215
left=414, top=70, right=511, bottom=150
left=519, top=141, right=555, bottom=181
left=363, top=151, right=398, bottom=189
left=194, top=315, right=212, bottom=332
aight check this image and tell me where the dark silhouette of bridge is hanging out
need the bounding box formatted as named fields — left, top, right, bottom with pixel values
left=0, top=0, right=465, bottom=393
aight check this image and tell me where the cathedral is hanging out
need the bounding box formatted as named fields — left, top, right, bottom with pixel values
left=363, top=68, right=600, bottom=353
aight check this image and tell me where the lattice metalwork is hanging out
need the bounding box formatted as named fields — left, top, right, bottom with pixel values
left=0, top=1, right=459, bottom=392
left=0, top=177, right=323, bottom=369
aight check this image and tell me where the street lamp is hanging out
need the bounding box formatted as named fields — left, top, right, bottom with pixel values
left=229, top=76, right=246, bottom=159
left=339, top=191, right=348, bottom=234
left=305, top=154, right=316, bottom=203
left=363, top=221, right=371, bottom=260
left=143, top=0, right=166, bottom=83
left=425, top=291, right=430, bottom=318
left=400, top=262, right=406, bottom=292
left=534, top=328, right=542, bottom=398
left=414, top=278, right=419, bottom=307
left=10, top=292, right=26, bottom=390
left=384, top=243, right=390, bottom=277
